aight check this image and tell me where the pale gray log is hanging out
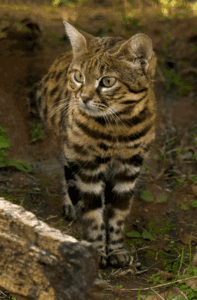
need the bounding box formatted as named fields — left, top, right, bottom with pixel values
left=0, top=198, right=108, bottom=300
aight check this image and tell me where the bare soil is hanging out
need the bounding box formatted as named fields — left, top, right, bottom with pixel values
left=0, top=2, right=197, bottom=299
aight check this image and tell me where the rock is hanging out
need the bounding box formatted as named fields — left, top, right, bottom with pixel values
left=0, top=198, right=107, bottom=300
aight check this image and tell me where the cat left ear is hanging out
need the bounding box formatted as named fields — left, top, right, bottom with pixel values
left=113, top=33, right=153, bottom=62
left=63, top=21, right=87, bottom=57
left=130, top=33, right=153, bottom=61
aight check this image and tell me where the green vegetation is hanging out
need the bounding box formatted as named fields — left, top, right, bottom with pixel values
left=0, top=126, right=32, bottom=173
left=30, top=121, right=44, bottom=143
left=106, top=18, right=115, bottom=33
left=164, top=68, right=193, bottom=95
left=176, top=177, right=185, bottom=186
left=141, top=190, right=168, bottom=203
left=141, top=190, right=154, bottom=202
left=116, top=285, right=123, bottom=290
left=148, top=264, right=197, bottom=299
left=192, top=201, right=197, bottom=208
left=125, top=214, right=197, bottom=299
left=52, top=0, right=77, bottom=6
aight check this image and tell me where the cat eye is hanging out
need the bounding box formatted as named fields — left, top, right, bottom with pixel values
left=100, top=77, right=116, bottom=88
left=74, top=70, right=84, bottom=83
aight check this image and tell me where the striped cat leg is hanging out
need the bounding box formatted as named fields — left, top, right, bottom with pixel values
left=68, top=176, right=107, bottom=267
left=106, top=157, right=143, bottom=266
left=61, top=164, right=76, bottom=220
left=106, top=191, right=133, bottom=267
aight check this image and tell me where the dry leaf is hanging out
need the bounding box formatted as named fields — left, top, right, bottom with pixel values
left=187, top=278, right=197, bottom=289
left=190, top=252, right=197, bottom=267
left=179, top=228, right=192, bottom=244
left=179, top=228, right=197, bottom=245
left=191, top=184, right=197, bottom=197
left=159, top=270, right=174, bottom=280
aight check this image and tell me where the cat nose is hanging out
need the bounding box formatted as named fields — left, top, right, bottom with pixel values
left=81, top=93, right=92, bottom=104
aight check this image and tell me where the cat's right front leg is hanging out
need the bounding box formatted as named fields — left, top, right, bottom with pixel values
left=62, top=191, right=76, bottom=220
left=68, top=177, right=107, bottom=267
left=61, top=165, right=76, bottom=220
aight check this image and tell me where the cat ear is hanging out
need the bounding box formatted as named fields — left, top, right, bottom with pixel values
left=114, top=33, right=153, bottom=61
left=63, top=21, right=87, bottom=57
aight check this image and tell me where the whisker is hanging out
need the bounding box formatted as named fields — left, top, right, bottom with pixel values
left=47, top=100, right=68, bottom=119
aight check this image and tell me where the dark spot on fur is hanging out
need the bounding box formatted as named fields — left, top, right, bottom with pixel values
left=109, top=226, right=114, bottom=232
left=111, top=238, right=124, bottom=245
left=117, top=220, right=124, bottom=226
left=92, top=225, right=98, bottom=230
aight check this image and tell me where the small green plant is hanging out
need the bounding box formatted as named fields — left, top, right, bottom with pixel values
left=73, top=234, right=83, bottom=240
left=163, top=31, right=170, bottom=57
left=164, top=69, right=192, bottom=95
left=13, top=22, right=31, bottom=33
left=0, top=193, right=18, bottom=203
left=191, top=154, right=197, bottom=161
left=176, top=178, right=185, bottom=186
left=141, top=190, right=168, bottom=203
left=49, top=32, right=58, bottom=39
left=106, top=18, right=115, bottom=33
left=73, top=22, right=81, bottom=29
left=177, top=149, right=182, bottom=154
left=20, top=196, right=27, bottom=206
left=30, top=121, right=44, bottom=143
left=192, top=201, right=197, bottom=208
left=116, top=285, right=123, bottom=290
left=195, top=141, right=197, bottom=147
left=168, top=139, right=175, bottom=147
left=142, top=229, right=156, bottom=241
left=127, top=227, right=156, bottom=242
left=158, top=153, right=165, bottom=161
left=119, top=6, right=139, bottom=28
left=190, top=176, right=197, bottom=183
left=141, top=190, right=154, bottom=202
left=137, top=286, right=142, bottom=300
left=156, top=193, right=168, bottom=203
left=149, top=271, right=166, bottom=285
left=0, top=126, right=32, bottom=173
left=52, top=0, right=76, bottom=6
left=95, top=28, right=107, bottom=37
left=180, top=204, right=190, bottom=211
left=148, top=215, right=174, bottom=238
left=144, top=165, right=151, bottom=171
left=126, top=231, right=142, bottom=238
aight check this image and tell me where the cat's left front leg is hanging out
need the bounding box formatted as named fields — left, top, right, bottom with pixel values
left=106, top=190, right=133, bottom=267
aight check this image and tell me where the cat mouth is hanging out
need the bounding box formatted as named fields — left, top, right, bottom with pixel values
left=78, top=98, right=103, bottom=116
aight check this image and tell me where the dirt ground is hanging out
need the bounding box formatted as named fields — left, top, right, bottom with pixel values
left=0, top=1, right=197, bottom=299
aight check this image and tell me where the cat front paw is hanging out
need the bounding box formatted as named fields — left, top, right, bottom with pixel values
left=108, top=249, right=131, bottom=267
left=99, top=252, right=108, bottom=269
left=62, top=203, right=75, bottom=220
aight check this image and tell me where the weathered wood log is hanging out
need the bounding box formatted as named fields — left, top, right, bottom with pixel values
left=0, top=198, right=108, bottom=300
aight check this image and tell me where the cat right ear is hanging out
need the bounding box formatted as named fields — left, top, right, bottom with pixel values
left=63, top=22, right=87, bottom=57
left=113, top=33, right=153, bottom=62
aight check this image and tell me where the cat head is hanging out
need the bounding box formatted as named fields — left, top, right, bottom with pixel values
left=63, top=21, right=156, bottom=117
